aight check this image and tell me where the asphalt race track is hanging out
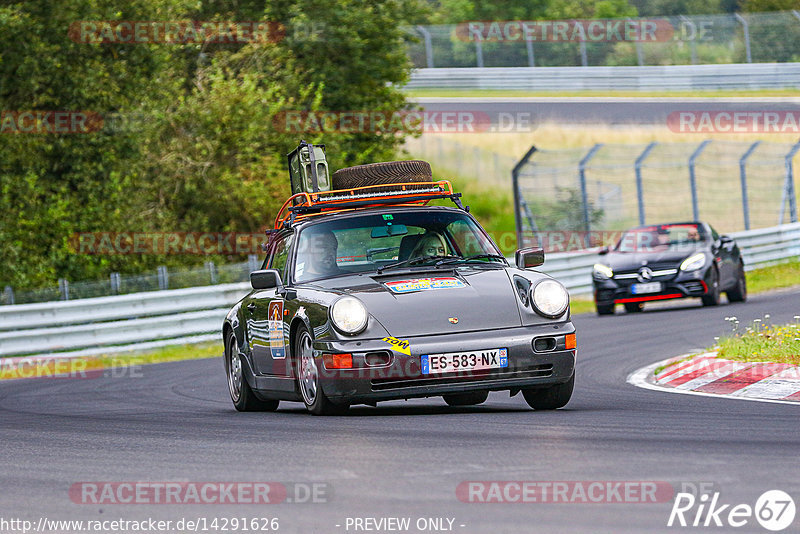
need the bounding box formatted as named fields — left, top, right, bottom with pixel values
left=1, top=289, right=799, bottom=533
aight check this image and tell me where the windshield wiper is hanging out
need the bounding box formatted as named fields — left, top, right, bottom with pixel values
left=376, top=254, right=459, bottom=274
left=435, top=253, right=507, bottom=266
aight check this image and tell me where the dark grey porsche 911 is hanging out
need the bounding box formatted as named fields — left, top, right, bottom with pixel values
left=222, top=157, right=576, bottom=415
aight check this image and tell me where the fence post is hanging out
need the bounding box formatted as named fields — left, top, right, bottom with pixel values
left=688, top=140, right=711, bottom=221
left=415, top=25, right=434, bottom=68
left=512, top=145, right=539, bottom=248
left=629, top=19, right=644, bottom=65
left=206, top=261, right=218, bottom=284
left=4, top=286, right=14, bottom=305
left=579, top=40, right=588, bottom=66
left=58, top=278, right=70, bottom=301
left=734, top=13, right=752, bottom=63
left=110, top=272, right=121, bottom=294
left=679, top=15, right=698, bottom=64
left=157, top=266, right=169, bottom=290
left=579, top=144, right=603, bottom=243
left=780, top=141, right=800, bottom=224
left=739, top=141, right=761, bottom=230
left=526, top=39, right=535, bottom=67
left=634, top=142, right=657, bottom=225
left=248, top=254, right=259, bottom=273
left=475, top=39, right=484, bottom=67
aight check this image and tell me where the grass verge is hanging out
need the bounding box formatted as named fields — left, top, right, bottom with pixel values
left=714, top=320, right=800, bottom=366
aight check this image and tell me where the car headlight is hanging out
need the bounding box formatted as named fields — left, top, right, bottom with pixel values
left=530, top=279, right=569, bottom=318
left=680, top=253, right=707, bottom=272
left=330, top=296, right=368, bottom=335
left=593, top=263, right=613, bottom=279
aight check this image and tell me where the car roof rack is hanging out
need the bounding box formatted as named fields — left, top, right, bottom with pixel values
left=273, top=180, right=465, bottom=229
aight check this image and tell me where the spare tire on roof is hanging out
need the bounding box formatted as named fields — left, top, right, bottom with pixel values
left=332, top=160, right=432, bottom=190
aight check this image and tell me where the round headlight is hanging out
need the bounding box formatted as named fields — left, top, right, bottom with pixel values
left=330, top=296, right=368, bottom=335
left=530, top=279, right=569, bottom=318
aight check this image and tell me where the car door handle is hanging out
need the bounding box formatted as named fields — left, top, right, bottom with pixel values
left=247, top=303, right=256, bottom=312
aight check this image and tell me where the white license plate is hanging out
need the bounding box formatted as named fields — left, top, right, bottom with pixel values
left=631, top=282, right=661, bottom=294
left=421, top=348, right=508, bottom=375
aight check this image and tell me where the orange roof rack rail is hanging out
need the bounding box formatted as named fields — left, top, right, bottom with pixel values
left=273, top=180, right=465, bottom=230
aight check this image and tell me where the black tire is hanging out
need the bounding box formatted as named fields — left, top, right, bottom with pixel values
left=225, top=330, right=279, bottom=412
left=726, top=263, right=747, bottom=303
left=624, top=302, right=643, bottom=313
left=443, top=391, right=489, bottom=406
left=522, top=374, right=574, bottom=410
left=701, top=268, right=721, bottom=306
left=294, top=326, right=349, bottom=416
left=596, top=303, right=614, bottom=316
left=332, top=160, right=432, bottom=190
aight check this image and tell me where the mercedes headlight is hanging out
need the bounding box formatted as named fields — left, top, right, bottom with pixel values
left=593, top=263, right=613, bottom=279
left=680, top=253, right=706, bottom=272
left=330, top=296, right=368, bottom=335
left=530, top=279, right=569, bottom=318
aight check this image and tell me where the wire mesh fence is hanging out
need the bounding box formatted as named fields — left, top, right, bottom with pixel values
left=512, top=140, right=800, bottom=248
left=1, top=257, right=259, bottom=306
left=406, top=11, right=800, bottom=68
left=404, top=136, right=517, bottom=185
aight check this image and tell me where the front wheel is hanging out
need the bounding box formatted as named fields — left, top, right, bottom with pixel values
left=295, top=326, right=349, bottom=415
left=726, top=264, right=747, bottom=303
left=225, top=331, right=279, bottom=412
left=522, top=375, right=574, bottom=410
left=443, top=391, right=489, bottom=406
left=701, top=268, right=721, bottom=306
left=596, top=303, right=615, bottom=316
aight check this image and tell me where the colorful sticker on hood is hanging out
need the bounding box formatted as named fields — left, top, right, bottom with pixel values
left=384, top=277, right=466, bottom=294
left=268, top=300, right=285, bottom=359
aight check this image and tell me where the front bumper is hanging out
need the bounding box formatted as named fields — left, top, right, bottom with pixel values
left=593, top=268, right=712, bottom=305
left=311, top=323, right=575, bottom=403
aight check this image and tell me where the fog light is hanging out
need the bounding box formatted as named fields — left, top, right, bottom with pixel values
left=323, top=353, right=353, bottom=369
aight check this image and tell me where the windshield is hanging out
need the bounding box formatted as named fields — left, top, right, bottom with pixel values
left=293, top=210, right=502, bottom=282
left=615, top=224, right=706, bottom=253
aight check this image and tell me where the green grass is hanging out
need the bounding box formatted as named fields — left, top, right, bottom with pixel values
left=745, top=260, right=800, bottom=294
left=714, top=320, right=800, bottom=365
left=405, top=88, right=800, bottom=99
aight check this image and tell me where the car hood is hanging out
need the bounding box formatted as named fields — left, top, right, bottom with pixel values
left=310, top=268, right=522, bottom=337
left=601, top=246, right=705, bottom=270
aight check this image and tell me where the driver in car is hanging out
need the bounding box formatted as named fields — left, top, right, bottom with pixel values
left=410, top=231, right=449, bottom=259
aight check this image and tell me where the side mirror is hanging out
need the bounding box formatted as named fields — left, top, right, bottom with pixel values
left=250, top=269, right=283, bottom=291
left=515, top=247, right=545, bottom=269
left=598, top=246, right=609, bottom=255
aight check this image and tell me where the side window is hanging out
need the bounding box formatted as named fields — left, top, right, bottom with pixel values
left=446, top=219, right=490, bottom=256
left=268, top=234, right=293, bottom=276
left=710, top=227, right=720, bottom=242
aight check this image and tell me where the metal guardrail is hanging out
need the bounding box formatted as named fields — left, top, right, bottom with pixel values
left=538, top=222, right=800, bottom=296
left=405, top=63, right=800, bottom=91
left=0, top=223, right=796, bottom=357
